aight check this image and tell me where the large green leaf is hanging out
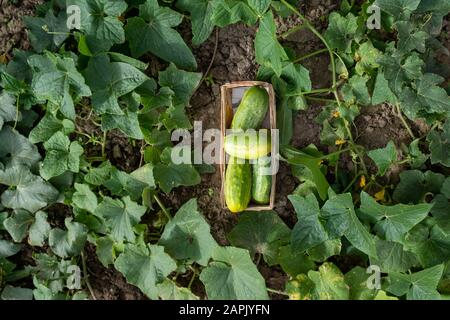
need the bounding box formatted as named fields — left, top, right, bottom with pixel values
left=67, top=0, right=127, bottom=46
left=159, top=199, right=217, bottom=266
left=387, top=264, right=444, bottom=300
left=83, top=54, right=148, bottom=115
left=3, top=210, right=33, bottom=243
left=72, top=183, right=98, bottom=213
left=94, top=196, right=146, bottom=242
left=176, top=0, right=219, bottom=45
left=278, top=245, right=316, bottom=277
left=0, top=93, right=17, bottom=131
left=48, top=218, right=88, bottom=258
left=40, top=132, right=84, bottom=180
left=324, top=12, right=359, bottom=53
left=393, top=170, right=444, bottom=204
left=29, top=53, right=91, bottom=120
left=199, top=246, right=269, bottom=300
left=154, top=163, right=201, bottom=193
left=395, top=21, right=428, bottom=54
left=370, top=238, right=418, bottom=273
left=427, top=121, right=450, bottom=167
left=228, top=210, right=291, bottom=265
left=379, top=52, right=423, bottom=94
left=114, top=244, right=177, bottom=299
left=255, top=11, right=288, bottom=77
left=360, top=191, right=432, bottom=241
left=0, top=166, right=59, bottom=213
left=374, top=0, right=421, bottom=20
left=0, top=126, right=41, bottom=168
left=125, top=0, right=197, bottom=69
left=29, top=113, right=74, bottom=144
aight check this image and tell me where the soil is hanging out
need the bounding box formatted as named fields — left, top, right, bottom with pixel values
left=1, top=0, right=449, bottom=300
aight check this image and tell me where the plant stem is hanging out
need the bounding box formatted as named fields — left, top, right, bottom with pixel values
left=267, top=288, right=289, bottom=296
left=279, top=23, right=307, bottom=39
left=343, top=171, right=363, bottom=193
left=153, top=194, right=172, bottom=221
left=101, top=130, right=108, bottom=158
left=81, top=251, right=97, bottom=300
left=319, top=147, right=352, bottom=160
left=293, top=48, right=328, bottom=63
left=301, top=88, right=333, bottom=95
left=395, top=103, right=415, bottom=139
left=193, top=28, right=219, bottom=95
left=305, top=96, right=337, bottom=103
left=188, top=268, right=197, bottom=290
left=13, top=94, right=20, bottom=130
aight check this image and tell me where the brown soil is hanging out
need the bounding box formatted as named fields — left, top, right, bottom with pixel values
left=1, top=0, right=448, bottom=300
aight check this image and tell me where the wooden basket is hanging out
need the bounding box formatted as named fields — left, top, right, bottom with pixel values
left=219, top=81, right=277, bottom=212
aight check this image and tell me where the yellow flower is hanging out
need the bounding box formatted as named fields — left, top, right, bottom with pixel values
left=374, top=188, right=385, bottom=202
left=359, top=175, right=366, bottom=188
left=335, top=139, right=346, bottom=146
left=332, top=110, right=340, bottom=118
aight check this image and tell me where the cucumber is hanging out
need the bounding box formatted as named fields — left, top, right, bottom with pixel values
left=231, top=86, right=269, bottom=130
left=224, top=157, right=251, bottom=213
left=224, top=129, right=271, bottom=160
left=252, top=157, right=272, bottom=204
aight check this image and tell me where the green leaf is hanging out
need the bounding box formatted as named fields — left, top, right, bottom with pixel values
left=0, top=166, right=59, bottom=213
left=307, top=239, right=342, bottom=262
left=393, top=170, right=444, bottom=204
left=0, top=93, right=17, bottom=131
left=278, top=245, right=315, bottom=277
left=3, top=210, right=33, bottom=242
left=104, top=170, right=147, bottom=200
left=211, top=0, right=258, bottom=27
left=372, top=71, right=396, bottom=105
left=41, top=132, right=84, bottom=180
left=324, top=12, right=359, bottom=53
left=427, top=121, right=450, bottom=167
left=0, top=126, right=41, bottom=168
left=281, top=145, right=330, bottom=200
left=29, top=53, right=91, bottom=120
left=408, top=139, right=428, bottom=168
left=370, top=239, right=418, bottom=273
left=355, top=41, right=381, bottom=75
left=29, top=113, right=74, bottom=144
left=67, top=0, right=127, bottom=46
left=125, top=0, right=197, bottom=69
left=289, top=194, right=330, bottom=252
left=387, top=264, right=444, bottom=300
left=345, top=267, right=378, bottom=300
left=94, top=196, right=146, bottom=242
left=367, top=141, right=398, bottom=176
left=29, top=211, right=51, bottom=247
left=48, top=218, right=88, bottom=258
left=374, top=0, right=421, bottom=20
left=114, top=244, right=177, bottom=299
left=154, top=163, right=201, bottom=193
left=158, top=63, right=202, bottom=106
left=23, top=9, right=69, bottom=53
left=228, top=210, right=291, bottom=265
left=277, top=98, right=293, bottom=145
left=157, top=279, right=199, bottom=300
left=84, top=161, right=114, bottom=186
left=395, top=21, right=428, bottom=54
left=159, top=199, right=217, bottom=266
left=0, top=285, right=33, bottom=300
left=101, top=109, right=144, bottom=139
left=401, top=74, right=450, bottom=119
left=307, top=262, right=350, bottom=300
left=176, top=0, right=218, bottom=46
left=248, top=0, right=271, bottom=16
left=255, top=11, right=288, bottom=77
left=360, top=191, right=432, bottom=241
left=0, top=240, right=22, bottom=258
left=199, top=246, right=269, bottom=300
left=72, top=183, right=98, bottom=213
left=96, top=237, right=115, bottom=268
left=83, top=54, right=148, bottom=115
left=341, top=75, right=371, bottom=106
left=379, top=53, right=423, bottom=94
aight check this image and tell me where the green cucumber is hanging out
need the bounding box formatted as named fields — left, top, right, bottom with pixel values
left=224, top=157, right=251, bottom=213
left=252, top=157, right=272, bottom=204
left=231, top=86, right=269, bottom=130
left=224, top=129, right=271, bottom=160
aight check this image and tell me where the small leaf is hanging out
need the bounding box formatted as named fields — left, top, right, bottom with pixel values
left=367, top=141, right=398, bottom=176
left=72, top=183, right=98, bottom=213
left=3, top=210, right=33, bottom=242
left=374, top=0, right=421, bottom=20
left=427, top=121, right=450, bottom=167
left=48, top=218, right=88, bottom=258
left=324, top=12, right=359, bottom=53
left=29, top=211, right=51, bottom=247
